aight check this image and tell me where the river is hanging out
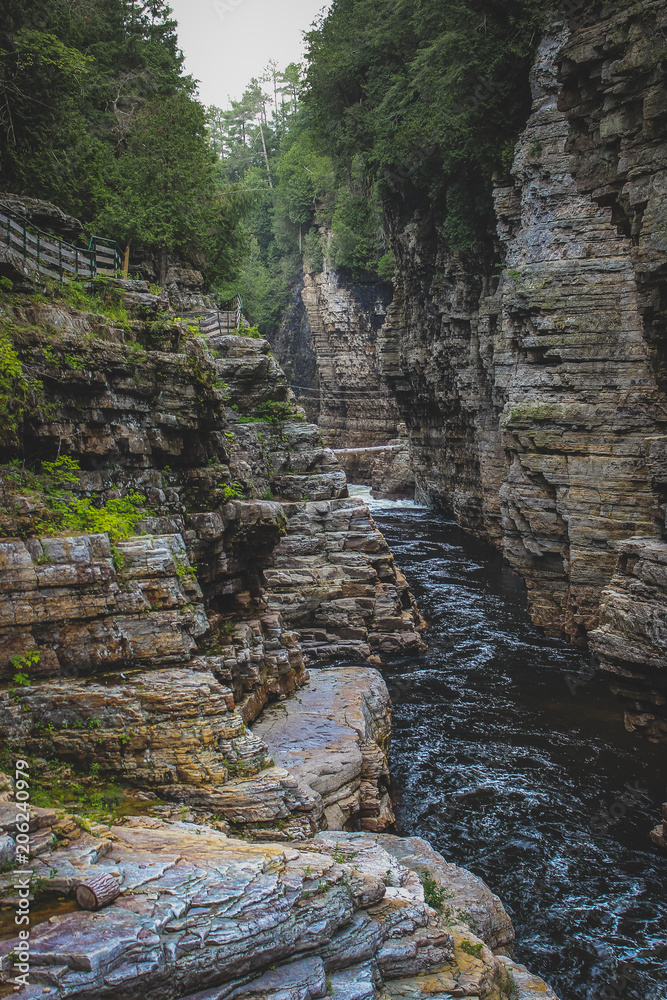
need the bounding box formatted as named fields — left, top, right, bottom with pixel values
left=354, top=490, right=667, bottom=1000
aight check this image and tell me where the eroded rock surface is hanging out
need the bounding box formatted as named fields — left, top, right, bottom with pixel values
left=254, top=666, right=393, bottom=833
left=589, top=537, right=667, bottom=741
left=298, top=260, right=398, bottom=453
left=0, top=285, right=424, bottom=837
left=0, top=817, right=556, bottom=1000
left=265, top=498, right=425, bottom=663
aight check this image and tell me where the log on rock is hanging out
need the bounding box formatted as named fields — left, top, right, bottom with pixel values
left=75, top=873, right=121, bottom=910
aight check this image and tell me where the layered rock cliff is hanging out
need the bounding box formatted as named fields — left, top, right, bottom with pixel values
left=270, top=260, right=414, bottom=498
left=0, top=281, right=426, bottom=836
left=379, top=0, right=667, bottom=742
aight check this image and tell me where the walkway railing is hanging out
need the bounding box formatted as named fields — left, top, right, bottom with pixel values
left=199, top=295, right=244, bottom=336
left=0, top=202, right=122, bottom=284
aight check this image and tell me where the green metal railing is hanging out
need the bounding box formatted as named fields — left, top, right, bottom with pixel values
left=0, top=202, right=122, bottom=284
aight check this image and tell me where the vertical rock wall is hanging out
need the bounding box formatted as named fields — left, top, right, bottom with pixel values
left=270, top=256, right=414, bottom=495
left=266, top=276, right=321, bottom=424
left=379, top=0, right=667, bottom=738
left=298, top=260, right=398, bottom=451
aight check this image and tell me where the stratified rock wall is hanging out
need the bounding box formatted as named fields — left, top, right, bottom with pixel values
left=0, top=287, right=424, bottom=834
left=269, top=254, right=415, bottom=495
left=268, top=276, right=321, bottom=424
left=299, top=260, right=398, bottom=452
left=379, top=0, right=667, bottom=736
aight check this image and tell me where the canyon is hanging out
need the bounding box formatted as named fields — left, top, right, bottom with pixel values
left=270, top=264, right=414, bottom=500
left=279, top=0, right=667, bottom=747
left=0, top=275, right=553, bottom=998
left=382, top=0, right=667, bottom=743
left=1, top=0, right=666, bottom=997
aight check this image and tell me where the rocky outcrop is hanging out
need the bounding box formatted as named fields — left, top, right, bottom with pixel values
left=333, top=425, right=415, bottom=500
left=0, top=811, right=558, bottom=1000
left=650, top=802, right=667, bottom=849
left=0, top=284, right=425, bottom=836
left=255, top=666, right=394, bottom=833
left=265, top=497, right=425, bottom=663
left=0, top=191, right=83, bottom=242
left=267, top=255, right=416, bottom=493
left=589, top=538, right=667, bottom=741
left=0, top=532, right=207, bottom=680
left=164, top=266, right=217, bottom=314
left=379, top=1, right=667, bottom=740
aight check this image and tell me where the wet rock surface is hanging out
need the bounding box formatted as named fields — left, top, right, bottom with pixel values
left=254, top=666, right=393, bottom=833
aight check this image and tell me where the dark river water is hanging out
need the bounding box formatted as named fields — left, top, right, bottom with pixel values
left=358, top=491, right=667, bottom=1000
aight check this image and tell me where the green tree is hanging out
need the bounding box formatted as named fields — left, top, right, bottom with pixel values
left=0, top=0, right=189, bottom=219
left=96, top=92, right=227, bottom=282
left=304, top=0, right=550, bottom=247
left=275, top=130, right=334, bottom=227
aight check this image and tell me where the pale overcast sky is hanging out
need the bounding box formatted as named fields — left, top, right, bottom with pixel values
left=169, top=0, right=331, bottom=108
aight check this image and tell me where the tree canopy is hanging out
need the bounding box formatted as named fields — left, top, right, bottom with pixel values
left=0, top=0, right=248, bottom=284
left=209, top=61, right=396, bottom=333
left=304, top=0, right=551, bottom=247
left=0, top=0, right=554, bottom=306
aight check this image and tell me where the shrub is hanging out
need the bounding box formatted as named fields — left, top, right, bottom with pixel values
left=222, top=482, right=245, bottom=501
left=27, top=456, right=149, bottom=540
left=0, top=335, right=43, bottom=444
left=419, top=870, right=450, bottom=910
left=303, top=228, right=325, bottom=272
left=255, top=400, right=295, bottom=423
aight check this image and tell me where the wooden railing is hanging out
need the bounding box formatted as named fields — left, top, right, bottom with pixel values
left=199, top=295, right=244, bottom=336
left=0, top=202, right=121, bottom=284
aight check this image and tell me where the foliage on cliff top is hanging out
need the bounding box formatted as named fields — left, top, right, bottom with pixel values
left=304, top=0, right=551, bottom=247
left=0, top=0, right=249, bottom=283
left=211, top=69, right=394, bottom=331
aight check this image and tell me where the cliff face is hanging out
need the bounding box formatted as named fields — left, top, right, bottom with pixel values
left=298, top=261, right=398, bottom=451
left=0, top=285, right=425, bottom=838
left=265, top=276, right=321, bottom=424
left=270, top=259, right=414, bottom=496
left=380, top=0, right=667, bottom=739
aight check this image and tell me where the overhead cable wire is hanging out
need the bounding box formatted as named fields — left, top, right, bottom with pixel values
left=289, top=383, right=385, bottom=397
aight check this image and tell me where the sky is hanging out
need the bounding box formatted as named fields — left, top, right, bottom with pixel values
left=168, top=0, right=331, bottom=108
